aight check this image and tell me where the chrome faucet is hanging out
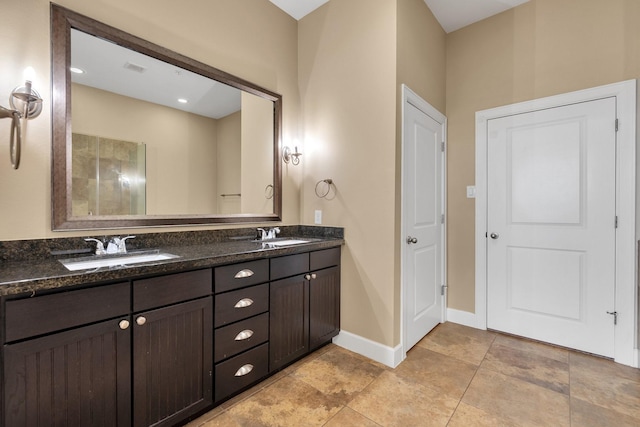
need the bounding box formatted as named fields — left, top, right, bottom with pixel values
left=86, top=236, right=135, bottom=255
left=256, top=227, right=280, bottom=240
left=85, top=238, right=106, bottom=255
left=267, top=227, right=280, bottom=239
left=109, top=236, right=136, bottom=254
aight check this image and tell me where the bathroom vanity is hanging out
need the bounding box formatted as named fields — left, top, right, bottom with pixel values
left=0, top=227, right=342, bottom=427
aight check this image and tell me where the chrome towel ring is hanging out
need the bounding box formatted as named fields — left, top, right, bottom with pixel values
left=314, top=179, right=334, bottom=199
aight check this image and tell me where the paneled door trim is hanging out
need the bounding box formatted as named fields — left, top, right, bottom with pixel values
left=475, top=80, right=637, bottom=367
left=401, top=84, right=447, bottom=359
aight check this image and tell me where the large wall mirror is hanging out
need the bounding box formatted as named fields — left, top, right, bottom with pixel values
left=51, top=4, right=282, bottom=230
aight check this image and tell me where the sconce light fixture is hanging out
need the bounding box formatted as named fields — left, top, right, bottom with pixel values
left=0, top=79, right=43, bottom=169
left=282, top=146, right=302, bottom=165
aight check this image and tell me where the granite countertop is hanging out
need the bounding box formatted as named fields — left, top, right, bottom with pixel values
left=0, top=226, right=344, bottom=298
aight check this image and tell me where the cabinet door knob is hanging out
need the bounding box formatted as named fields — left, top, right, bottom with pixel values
left=234, top=329, right=254, bottom=341
left=119, top=319, right=130, bottom=330
left=234, top=269, right=254, bottom=279
left=305, top=274, right=311, bottom=280
left=234, top=298, right=254, bottom=308
left=311, top=273, right=317, bottom=279
left=234, top=364, right=254, bottom=377
left=136, top=316, right=147, bottom=326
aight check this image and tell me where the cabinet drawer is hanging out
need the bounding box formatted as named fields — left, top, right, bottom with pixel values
left=310, top=247, right=341, bottom=270
left=270, top=253, right=309, bottom=280
left=133, top=269, right=211, bottom=312
left=214, top=283, right=269, bottom=327
left=215, top=259, right=268, bottom=293
left=214, top=312, right=269, bottom=362
left=5, top=282, right=130, bottom=342
left=215, top=343, right=268, bottom=402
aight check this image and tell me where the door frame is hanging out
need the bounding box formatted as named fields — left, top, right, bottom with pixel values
left=400, top=84, right=447, bottom=359
left=475, top=80, right=637, bottom=367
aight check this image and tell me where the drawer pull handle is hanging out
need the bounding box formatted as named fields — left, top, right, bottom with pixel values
left=234, top=364, right=254, bottom=377
left=234, top=298, right=254, bottom=308
left=234, top=269, right=254, bottom=279
left=234, top=329, right=254, bottom=341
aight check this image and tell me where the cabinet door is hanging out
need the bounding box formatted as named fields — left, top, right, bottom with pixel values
left=4, top=319, right=131, bottom=427
left=309, top=266, right=341, bottom=350
left=269, top=275, right=309, bottom=371
left=133, top=297, right=213, bottom=427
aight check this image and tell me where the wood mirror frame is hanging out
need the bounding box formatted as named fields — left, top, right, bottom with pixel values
left=51, top=4, right=282, bottom=230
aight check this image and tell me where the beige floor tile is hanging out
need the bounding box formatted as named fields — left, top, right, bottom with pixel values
left=570, top=352, right=640, bottom=419
left=571, top=397, right=640, bottom=427
left=348, top=371, right=458, bottom=427
left=416, top=322, right=496, bottom=365
left=291, top=345, right=385, bottom=404
left=493, top=333, right=570, bottom=363
left=482, top=342, right=570, bottom=394
left=462, top=368, right=570, bottom=427
left=447, top=402, right=520, bottom=427
left=394, top=345, right=477, bottom=399
left=323, top=407, right=382, bottom=427
left=196, top=410, right=244, bottom=427
left=227, top=375, right=343, bottom=427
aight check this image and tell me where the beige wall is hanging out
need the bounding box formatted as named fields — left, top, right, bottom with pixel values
left=299, top=0, right=398, bottom=347
left=299, top=0, right=445, bottom=348
left=217, top=111, right=241, bottom=214
left=446, top=0, right=640, bottom=312
left=0, top=0, right=299, bottom=240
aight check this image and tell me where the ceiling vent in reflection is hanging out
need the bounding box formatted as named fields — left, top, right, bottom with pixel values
left=123, top=61, right=146, bottom=73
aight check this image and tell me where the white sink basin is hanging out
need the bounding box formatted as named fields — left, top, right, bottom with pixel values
left=60, top=252, right=180, bottom=271
left=263, top=239, right=310, bottom=247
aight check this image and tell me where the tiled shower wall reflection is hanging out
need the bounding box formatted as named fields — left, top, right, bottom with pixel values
left=72, top=133, right=146, bottom=216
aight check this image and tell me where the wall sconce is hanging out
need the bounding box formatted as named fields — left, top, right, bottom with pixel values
left=282, top=146, right=302, bottom=166
left=0, top=80, right=43, bottom=169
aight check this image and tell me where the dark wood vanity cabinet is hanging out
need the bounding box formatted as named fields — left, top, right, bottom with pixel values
left=3, top=270, right=213, bottom=427
left=132, top=270, right=213, bottom=427
left=2, top=244, right=340, bottom=426
left=3, top=282, right=132, bottom=427
left=269, top=247, right=341, bottom=371
left=213, top=260, right=270, bottom=403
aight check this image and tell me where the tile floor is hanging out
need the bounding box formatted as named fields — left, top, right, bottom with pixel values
left=187, top=322, right=640, bottom=426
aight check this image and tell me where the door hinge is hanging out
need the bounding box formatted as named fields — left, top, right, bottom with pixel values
left=441, top=141, right=445, bottom=152
left=441, top=214, right=445, bottom=224
left=615, top=216, right=618, bottom=228
left=441, top=284, right=447, bottom=296
left=615, top=118, right=619, bottom=132
left=607, top=311, right=618, bottom=325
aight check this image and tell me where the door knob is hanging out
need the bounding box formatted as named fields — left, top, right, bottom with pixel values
left=490, top=233, right=499, bottom=239
left=406, top=236, right=418, bottom=244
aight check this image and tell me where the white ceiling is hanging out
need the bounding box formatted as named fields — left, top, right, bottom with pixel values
left=424, top=0, right=530, bottom=33
left=271, top=0, right=530, bottom=33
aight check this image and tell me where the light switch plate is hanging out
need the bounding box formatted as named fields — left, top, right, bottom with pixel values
left=466, top=186, right=476, bottom=198
left=314, top=210, right=322, bottom=224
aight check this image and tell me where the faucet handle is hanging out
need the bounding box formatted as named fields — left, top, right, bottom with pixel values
left=85, top=238, right=106, bottom=255
left=257, top=228, right=266, bottom=240
left=118, top=235, right=136, bottom=253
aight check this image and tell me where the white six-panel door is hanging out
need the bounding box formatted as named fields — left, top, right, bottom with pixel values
left=487, top=98, right=617, bottom=357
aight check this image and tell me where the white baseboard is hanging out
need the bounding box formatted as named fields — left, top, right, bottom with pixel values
left=332, top=330, right=404, bottom=368
left=446, top=308, right=480, bottom=329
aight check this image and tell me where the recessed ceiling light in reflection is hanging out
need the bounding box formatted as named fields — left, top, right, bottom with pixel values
left=70, top=67, right=85, bottom=74
left=178, top=98, right=188, bottom=104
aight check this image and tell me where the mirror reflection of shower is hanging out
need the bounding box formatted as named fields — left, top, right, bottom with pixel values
left=71, top=133, right=146, bottom=216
